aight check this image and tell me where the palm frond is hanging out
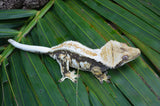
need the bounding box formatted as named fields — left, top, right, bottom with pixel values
left=0, top=0, right=160, bottom=105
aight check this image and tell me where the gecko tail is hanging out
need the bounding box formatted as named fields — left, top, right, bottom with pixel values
left=8, top=39, right=52, bottom=54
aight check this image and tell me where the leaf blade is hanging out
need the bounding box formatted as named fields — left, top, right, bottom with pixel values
left=81, top=0, right=160, bottom=52
left=0, top=9, right=37, bottom=20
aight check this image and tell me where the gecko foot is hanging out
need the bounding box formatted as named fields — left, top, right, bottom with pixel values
left=98, top=73, right=111, bottom=84
left=59, top=71, right=79, bottom=83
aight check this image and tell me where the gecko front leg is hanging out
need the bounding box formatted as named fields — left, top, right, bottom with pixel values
left=55, top=53, right=79, bottom=83
left=91, top=66, right=111, bottom=83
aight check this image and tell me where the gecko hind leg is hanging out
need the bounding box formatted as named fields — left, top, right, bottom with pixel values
left=91, top=66, right=111, bottom=83
left=57, top=59, right=78, bottom=83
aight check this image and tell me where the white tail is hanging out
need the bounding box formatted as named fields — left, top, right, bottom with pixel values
left=8, top=39, right=51, bottom=53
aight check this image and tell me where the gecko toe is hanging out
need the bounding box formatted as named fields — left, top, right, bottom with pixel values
left=62, top=71, right=79, bottom=83
left=58, top=77, right=66, bottom=82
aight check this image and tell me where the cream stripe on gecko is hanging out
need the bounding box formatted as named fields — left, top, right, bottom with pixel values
left=8, top=39, right=140, bottom=83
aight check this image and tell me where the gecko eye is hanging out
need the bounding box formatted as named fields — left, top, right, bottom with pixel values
left=122, top=55, right=129, bottom=60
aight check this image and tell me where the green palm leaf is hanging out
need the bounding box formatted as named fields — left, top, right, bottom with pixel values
left=0, top=0, right=160, bottom=105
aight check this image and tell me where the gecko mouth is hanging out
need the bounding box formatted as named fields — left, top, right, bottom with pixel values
left=114, top=60, right=124, bottom=68
left=115, top=53, right=141, bottom=69
left=114, top=58, right=132, bottom=68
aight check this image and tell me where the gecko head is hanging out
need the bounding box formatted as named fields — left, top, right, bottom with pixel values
left=100, top=40, right=141, bottom=68
left=115, top=41, right=141, bottom=67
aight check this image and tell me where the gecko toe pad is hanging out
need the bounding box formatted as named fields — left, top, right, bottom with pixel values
left=99, top=73, right=111, bottom=84
left=59, top=71, right=79, bottom=83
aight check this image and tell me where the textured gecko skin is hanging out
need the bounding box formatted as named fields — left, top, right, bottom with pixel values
left=8, top=39, right=141, bottom=83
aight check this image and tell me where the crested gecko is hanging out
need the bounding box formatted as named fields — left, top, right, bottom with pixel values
left=8, top=39, right=140, bottom=83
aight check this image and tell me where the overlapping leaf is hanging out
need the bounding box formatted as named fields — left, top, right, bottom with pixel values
left=0, top=29, right=19, bottom=38
left=0, top=9, right=37, bottom=20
